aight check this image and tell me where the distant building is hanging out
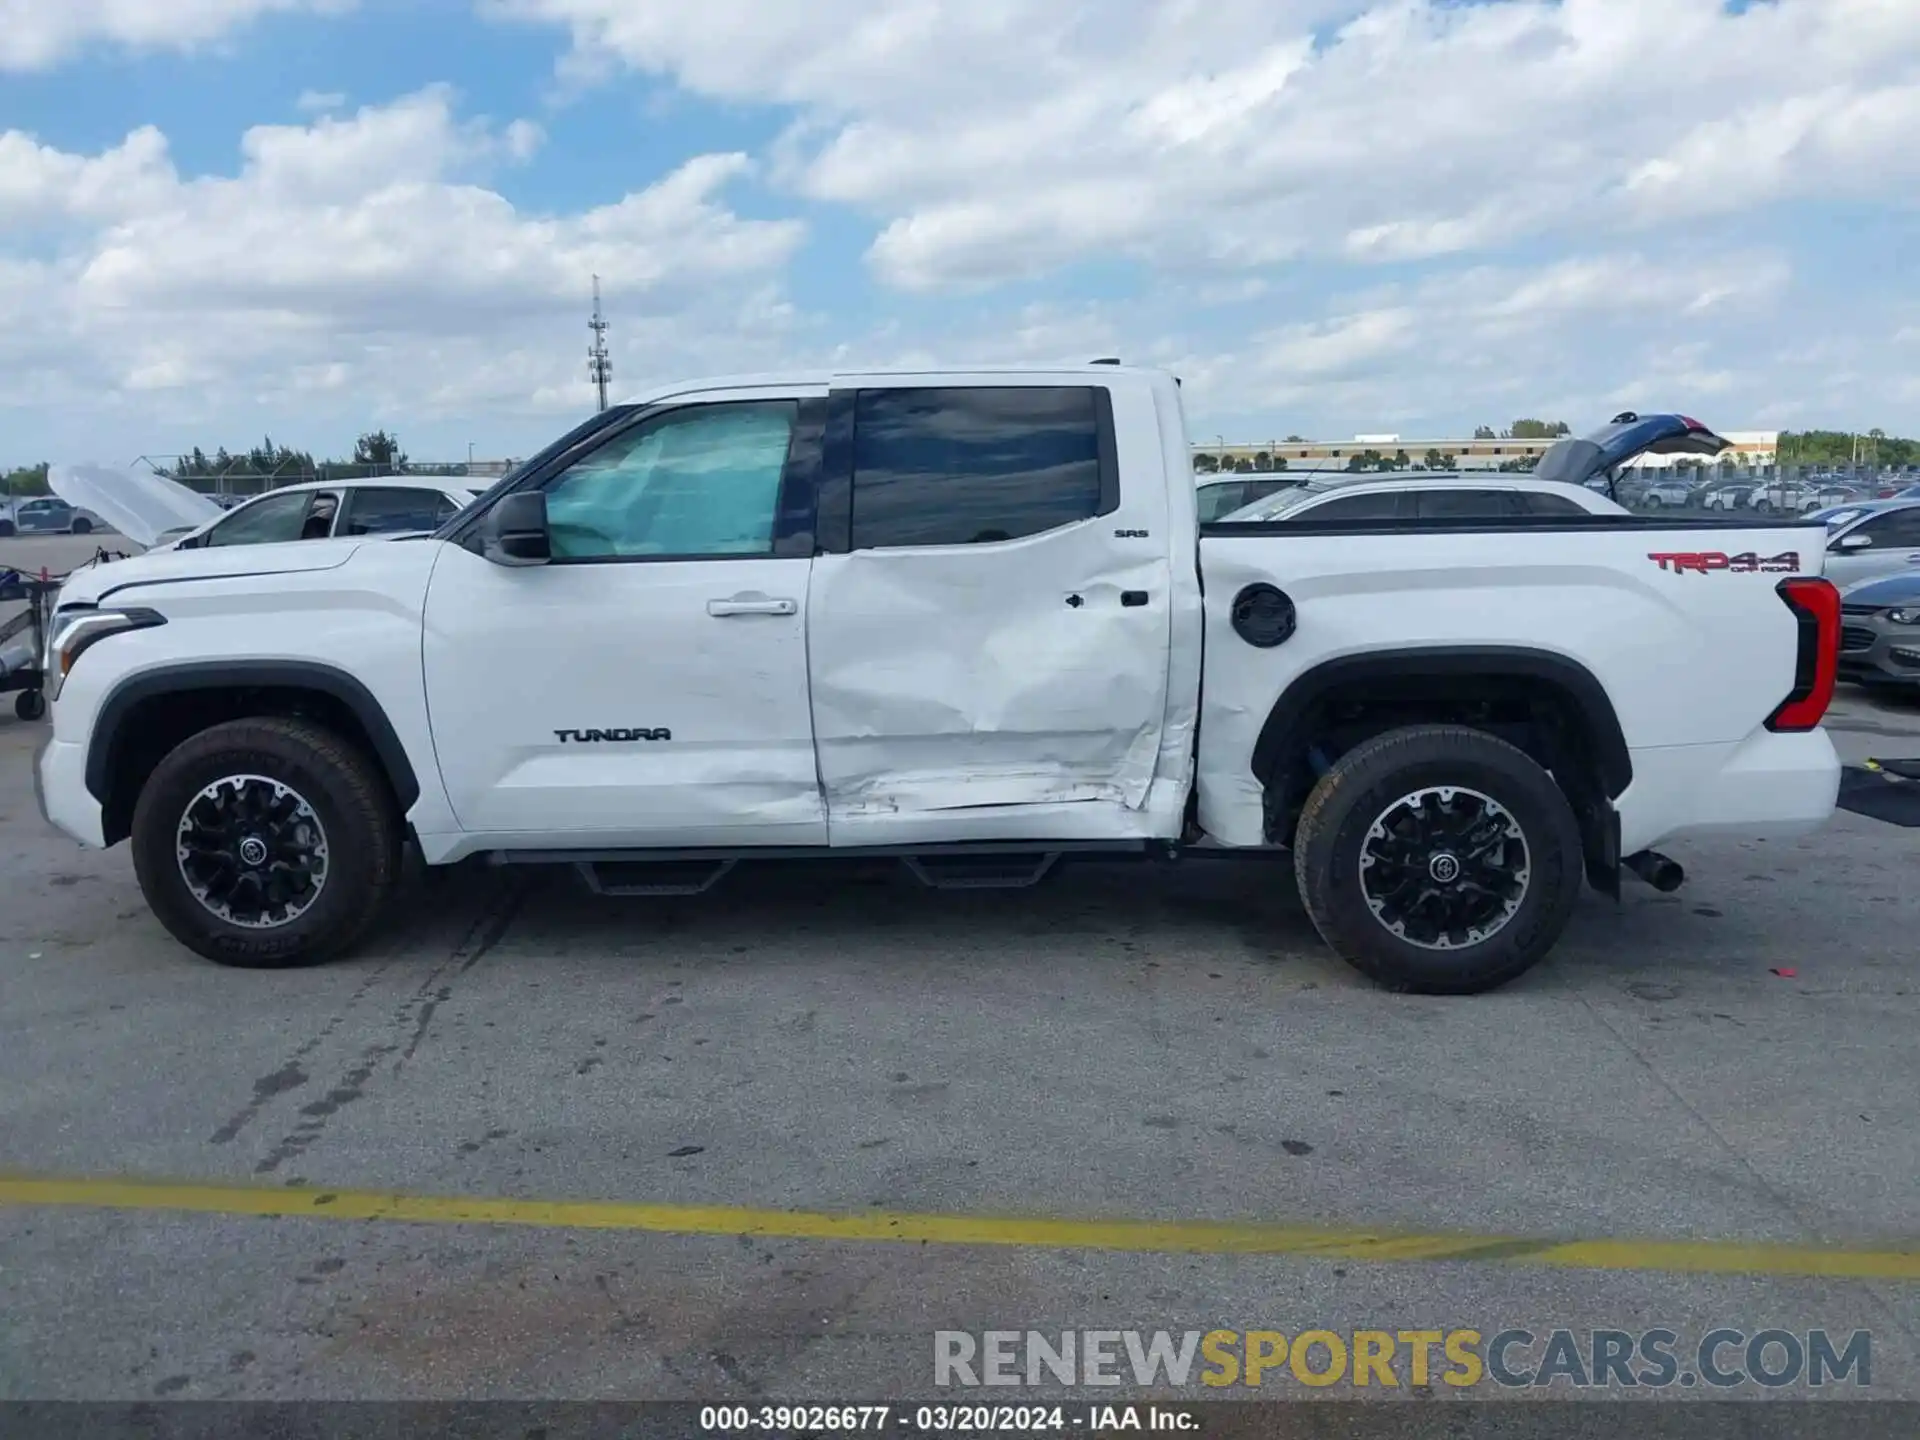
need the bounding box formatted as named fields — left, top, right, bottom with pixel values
left=1195, top=430, right=1782, bottom=475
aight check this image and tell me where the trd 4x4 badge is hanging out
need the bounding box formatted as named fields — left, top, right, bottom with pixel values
left=1648, top=551, right=1801, bottom=575
left=554, top=728, right=672, bottom=743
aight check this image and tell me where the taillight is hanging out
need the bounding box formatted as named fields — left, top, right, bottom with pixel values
left=1765, top=576, right=1840, bottom=732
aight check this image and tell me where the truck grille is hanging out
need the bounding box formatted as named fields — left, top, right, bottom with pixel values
left=1841, top=625, right=1877, bottom=653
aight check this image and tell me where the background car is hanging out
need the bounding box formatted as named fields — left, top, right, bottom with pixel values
left=1634, top=476, right=1700, bottom=507
left=0, top=496, right=107, bottom=536
left=151, top=477, right=487, bottom=551
left=1837, top=571, right=1920, bottom=690
left=1701, top=481, right=1756, bottom=510
left=1217, top=472, right=1628, bottom=523
left=1806, top=497, right=1920, bottom=590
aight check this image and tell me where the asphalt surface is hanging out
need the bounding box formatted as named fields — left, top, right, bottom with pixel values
left=2, top=532, right=1919, bottom=1413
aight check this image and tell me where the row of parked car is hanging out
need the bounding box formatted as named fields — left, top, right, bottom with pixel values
left=1624, top=474, right=1919, bottom=513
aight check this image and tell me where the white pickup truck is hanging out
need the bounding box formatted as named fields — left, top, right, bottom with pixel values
left=34, top=366, right=1844, bottom=993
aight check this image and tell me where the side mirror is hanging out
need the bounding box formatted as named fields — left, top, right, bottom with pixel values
left=483, top=491, right=551, bottom=566
left=1837, top=532, right=1874, bottom=551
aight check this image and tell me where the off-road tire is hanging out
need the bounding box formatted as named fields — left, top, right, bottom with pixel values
left=1292, top=724, right=1584, bottom=995
left=130, top=717, right=401, bottom=968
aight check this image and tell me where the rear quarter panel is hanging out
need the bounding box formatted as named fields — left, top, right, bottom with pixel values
left=1195, top=520, right=1828, bottom=848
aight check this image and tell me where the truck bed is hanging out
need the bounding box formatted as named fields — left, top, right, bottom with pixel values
left=1192, top=511, right=1837, bottom=855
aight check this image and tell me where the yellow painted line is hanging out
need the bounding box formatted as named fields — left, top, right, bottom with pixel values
left=2, top=1173, right=1917, bottom=1282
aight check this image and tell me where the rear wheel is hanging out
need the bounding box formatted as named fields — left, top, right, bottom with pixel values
left=1292, top=725, right=1585, bottom=995
left=130, top=717, right=402, bottom=968
left=70, top=516, right=92, bottom=535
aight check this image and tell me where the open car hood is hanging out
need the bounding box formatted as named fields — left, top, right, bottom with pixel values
left=47, top=463, right=224, bottom=548
left=1534, top=414, right=1731, bottom=491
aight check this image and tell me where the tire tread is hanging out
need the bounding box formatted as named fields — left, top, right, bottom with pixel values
left=130, top=716, right=400, bottom=968
left=1292, top=723, right=1584, bottom=995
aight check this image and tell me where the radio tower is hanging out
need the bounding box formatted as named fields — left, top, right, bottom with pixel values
left=588, top=275, right=612, bottom=412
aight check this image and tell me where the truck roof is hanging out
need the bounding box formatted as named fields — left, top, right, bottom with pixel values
left=623, top=362, right=1169, bottom=405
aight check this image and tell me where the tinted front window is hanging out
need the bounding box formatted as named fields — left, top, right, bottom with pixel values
left=541, top=401, right=797, bottom=559
left=206, top=491, right=313, bottom=546
left=343, top=487, right=455, bottom=535
left=1417, top=489, right=1521, bottom=519
left=1298, top=492, right=1405, bottom=522
left=850, top=387, right=1105, bottom=549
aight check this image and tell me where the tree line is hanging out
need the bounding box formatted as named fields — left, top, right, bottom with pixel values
left=165, top=431, right=473, bottom=486
left=3, top=431, right=462, bottom=498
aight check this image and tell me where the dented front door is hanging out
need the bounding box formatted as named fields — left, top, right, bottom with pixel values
left=805, top=378, right=1174, bottom=839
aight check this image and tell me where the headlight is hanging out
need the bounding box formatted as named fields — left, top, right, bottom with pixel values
left=1888, top=607, right=1920, bottom=627
left=42, top=607, right=166, bottom=701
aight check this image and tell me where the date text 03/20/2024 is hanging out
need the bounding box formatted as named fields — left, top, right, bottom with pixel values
left=699, top=1405, right=1196, bottom=1432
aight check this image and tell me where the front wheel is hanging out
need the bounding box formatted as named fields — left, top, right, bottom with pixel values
left=130, top=717, right=402, bottom=968
left=15, top=689, right=46, bottom=721
left=70, top=516, right=92, bottom=535
left=1292, top=725, right=1585, bottom=995
left=1643, top=493, right=1663, bottom=507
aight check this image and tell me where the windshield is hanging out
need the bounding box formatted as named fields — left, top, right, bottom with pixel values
left=1533, top=438, right=1603, bottom=487
left=1810, top=507, right=1868, bottom=530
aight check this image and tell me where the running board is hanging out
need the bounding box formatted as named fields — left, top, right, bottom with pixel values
left=574, top=859, right=737, bottom=897
left=901, top=851, right=1061, bottom=891
left=486, top=839, right=1160, bottom=896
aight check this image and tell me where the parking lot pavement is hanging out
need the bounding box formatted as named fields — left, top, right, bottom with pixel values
left=1, top=579, right=1918, bottom=1404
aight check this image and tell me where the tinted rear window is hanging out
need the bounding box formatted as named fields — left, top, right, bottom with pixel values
left=849, top=387, right=1109, bottom=549
left=1417, top=489, right=1521, bottom=519
left=1299, top=492, right=1405, bottom=522
left=1518, top=492, right=1590, bottom=517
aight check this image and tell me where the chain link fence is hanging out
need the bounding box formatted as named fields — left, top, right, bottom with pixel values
left=130, top=455, right=518, bottom=504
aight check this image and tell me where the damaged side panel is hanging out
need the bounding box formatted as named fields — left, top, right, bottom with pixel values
left=806, top=370, right=1194, bottom=846
left=807, top=545, right=1169, bottom=817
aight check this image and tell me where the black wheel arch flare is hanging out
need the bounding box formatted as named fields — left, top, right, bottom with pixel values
left=1250, top=646, right=1635, bottom=801
left=84, top=661, right=421, bottom=819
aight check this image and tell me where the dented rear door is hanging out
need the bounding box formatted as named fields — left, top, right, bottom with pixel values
left=805, top=373, right=1177, bottom=843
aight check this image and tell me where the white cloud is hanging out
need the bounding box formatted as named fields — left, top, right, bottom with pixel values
left=0, top=0, right=353, bottom=71
left=5, top=0, right=1919, bottom=457
left=497, top=0, right=1920, bottom=294
left=0, top=87, right=805, bottom=453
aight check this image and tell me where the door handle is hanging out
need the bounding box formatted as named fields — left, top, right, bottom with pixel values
left=707, top=595, right=798, bottom=617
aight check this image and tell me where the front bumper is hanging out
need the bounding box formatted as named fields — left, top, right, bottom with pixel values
left=35, top=732, right=106, bottom=847
left=1838, top=614, right=1920, bottom=687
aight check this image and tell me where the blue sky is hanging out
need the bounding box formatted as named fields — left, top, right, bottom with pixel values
left=2, top=0, right=1917, bottom=466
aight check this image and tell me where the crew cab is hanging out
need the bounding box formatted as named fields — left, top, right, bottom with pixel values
left=33, top=368, right=1844, bottom=994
